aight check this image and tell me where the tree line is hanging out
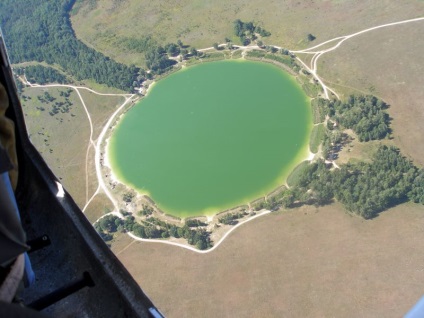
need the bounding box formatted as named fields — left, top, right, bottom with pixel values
left=292, top=145, right=423, bottom=218
left=94, top=214, right=213, bottom=250
left=233, top=19, right=271, bottom=45
left=0, top=0, right=140, bottom=91
left=318, top=95, right=391, bottom=142
left=250, top=93, right=423, bottom=218
left=15, top=65, right=69, bottom=85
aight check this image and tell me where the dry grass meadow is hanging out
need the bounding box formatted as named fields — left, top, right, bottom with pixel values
left=71, top=0, right=424, bottom=65
left=114, top=203, right=424, bottom=318
left=22, top=85, right=125, bottom=219
left=319, top=21, right=424, bottom=166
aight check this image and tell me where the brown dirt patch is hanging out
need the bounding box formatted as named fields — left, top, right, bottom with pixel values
left=115, top=203, right=424, bottom=317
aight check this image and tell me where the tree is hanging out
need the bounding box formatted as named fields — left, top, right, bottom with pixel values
left=177, top=39, right=183, bottom=47
left=165, top=43, right=180, bottom=56
left=122, top=192, right=134, bottom=202
left=132, top=223, right=146, bottom=238
left=256, top=40, right=263, bottom=47
left=0, top=0, right=140, bottom=91
left=190, top=47, right=198, bottom=56
left=99, top=215, right=119, bottom=232
left=124, top=216, right=135, bottom=231
left=233, top=19, right=243, bottom=37
left=408, top=169, right=424, bottom=204
left=307, top=33, right=316, bottom=41
left=281, top=192, right=295, bottom=208
left=169, top=226, right=179, bottom=238
left=213, top=43, right=219, bottom=50
left=180, top=49, right=188, bottom=58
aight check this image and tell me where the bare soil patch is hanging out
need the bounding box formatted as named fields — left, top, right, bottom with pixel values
left=115, top=203, right=424, bottom=318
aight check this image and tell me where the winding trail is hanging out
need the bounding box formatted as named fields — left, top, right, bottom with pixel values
left=21, top=78, right=134, bottom=214
left=126, top=209, right=272, bottom=254
left=290, top=16, right=424, bottom=99
left=21, top=15, right=424, bottom=254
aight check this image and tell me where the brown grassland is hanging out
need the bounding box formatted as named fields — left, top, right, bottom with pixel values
left=21, top=86, right=90, bottom=207
left=113, top=203, right=424, bottom=317
left=19, top=1, right=424, bottom=317
left=22, top=85, right=126, bottom=218
left=319, top=22, right=424, bottom=166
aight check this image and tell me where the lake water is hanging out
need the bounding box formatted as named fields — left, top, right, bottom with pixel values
left=108, top=60, right=311, bottom=217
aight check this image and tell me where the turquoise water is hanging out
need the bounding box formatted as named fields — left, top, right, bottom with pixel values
left=108, top=60, right=311, bottom=217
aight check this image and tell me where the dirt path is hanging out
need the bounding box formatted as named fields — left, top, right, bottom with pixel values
left=125, top=209, right=272, bottom=254
left=21, top=78, right=134, bottom=215
left=290, top=16, right=424, bottom=99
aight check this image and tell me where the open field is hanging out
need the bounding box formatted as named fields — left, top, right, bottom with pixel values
left=21, top=86, right=90, bottom=207
left=71, top=0, right=424, bottom=67
left=319, top=22, right=424, bottom=167
left=309, top=123, right=325, bottom=154
left=114, top=203, right=424, bottom=317
left=21, top=84, right=129, bottom=211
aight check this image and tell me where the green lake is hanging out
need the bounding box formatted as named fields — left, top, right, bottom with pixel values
left=108, top=60, right=312, bottom=217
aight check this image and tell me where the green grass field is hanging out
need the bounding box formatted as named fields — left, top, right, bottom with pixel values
left=309, top=123, right=325, bottom=153
left=71, top=0, right=424, bottom=67
left=286, top=160, right=310, bottom=187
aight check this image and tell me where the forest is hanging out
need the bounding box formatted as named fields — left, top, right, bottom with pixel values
left=15, top=65, right=69, bottom=85
left=316, top=95, right=391, bottom=142
left=254, top=92, right=423, bottom=219
left=294, top=145, right=423, bottom=218
left=0, top=0, right=139, bottom=91
left=233, top=19, right=271, bottom=45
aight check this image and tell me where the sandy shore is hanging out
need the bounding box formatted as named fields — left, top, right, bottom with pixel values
left=103, top=137, right=120, bottom=184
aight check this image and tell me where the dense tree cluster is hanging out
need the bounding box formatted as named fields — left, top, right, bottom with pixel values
left=294, top=145, right=423, bottom=219
left=96, top=213, right=212, bottom=250
left=122, top=192, right=134, bottom=202
left=233, top=19, right=271, bottom=45
left=15, top=65, right=69, bottom=85
left=94, top=215, right=123, bottom=241
left=185, top=219, right=207, bottom=227
left=133, top=217, right=212, bottom=250
left=138, top=204, right=154, bottom=216
left=145, top=46, right=176, bottom=74
left=218, top=211, right=247, bottom=225
left=320, top=95, right=391, bottom=142
left=0, top=0, right=140, bottom=91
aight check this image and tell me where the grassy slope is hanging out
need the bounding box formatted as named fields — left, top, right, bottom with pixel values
left=309, top=123, right=325, bottom=153
left=71, top=0, right=424, bottom=66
